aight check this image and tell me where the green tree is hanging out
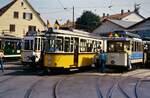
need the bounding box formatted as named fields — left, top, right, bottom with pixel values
left=76, top=11, right=101, bottom=32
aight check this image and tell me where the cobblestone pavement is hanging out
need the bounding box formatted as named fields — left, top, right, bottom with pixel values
left=0, top=62, right=150, bottom=98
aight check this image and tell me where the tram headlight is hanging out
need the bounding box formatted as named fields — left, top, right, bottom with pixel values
left=32, top=52, right=35, bottom=55
left=111, top=60, right=115, bottom=64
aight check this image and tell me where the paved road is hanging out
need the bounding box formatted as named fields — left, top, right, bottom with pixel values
left=0, top=62, right=150, bottom=98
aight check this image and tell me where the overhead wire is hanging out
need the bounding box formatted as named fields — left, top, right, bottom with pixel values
left=56, top=0, right=66, bottom=9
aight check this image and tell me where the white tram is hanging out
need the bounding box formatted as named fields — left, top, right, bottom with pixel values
left=106, top=37, right=145, bottom=69
left=21, top=31, right=45, bottom=66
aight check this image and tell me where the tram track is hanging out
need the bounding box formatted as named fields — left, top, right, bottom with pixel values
left=135, top=75, right=150, bottom=98
left=116, top=70, right=150, bottom=98
left=105, top=70, right=150, bottom=98
left=53, top=74, right=104, bottom=98
left=95, top=76, right=104, bottom=98
left=106, top=77, right=117, bottom=98
left=24, top=76, right=48, bottom=98
left=0, top=76, right=17, bottom=84
left=53, top=78, right=66, bottom=98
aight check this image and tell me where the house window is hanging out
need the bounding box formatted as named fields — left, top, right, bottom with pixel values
left=14, top=11, right=19, bottom=19
left=23, top=12, right=33, bottom=20
left=21, top=2, right=24, bottom=6
left=28, top=26, right=36, bottom=31
left=10, top=24, right=15, bottom=32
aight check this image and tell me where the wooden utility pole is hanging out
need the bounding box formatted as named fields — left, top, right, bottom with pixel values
left=73, top=6, right=75, bottom=29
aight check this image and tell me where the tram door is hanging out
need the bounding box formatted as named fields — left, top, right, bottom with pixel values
left=74, top=38, right=79, bottom=67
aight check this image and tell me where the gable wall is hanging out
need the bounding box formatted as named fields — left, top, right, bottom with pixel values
left=92, top=21, right=125, bottom=34
left=0, top=0, right=45, bottom=38
left=122, top=13, right=144, bottom=22
left=129, top=19, right=150, bottom=30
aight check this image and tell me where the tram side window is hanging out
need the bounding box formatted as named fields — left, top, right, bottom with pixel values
left=4, top=40, right=20, bottom=55
left=97, top=41, right=101, bottom=51
left=93, top=41, right=96, bottom=52
left=46, top=39, right=55, bottom=52
left=55, top=37, right=63, bottom=52
left=64, top=37, right=70, bottom=52
left=0, top=41, right=2, bottom=49
left=16, top=42, right=21, bottom=53
left=70, top=37, right=74, bottom=52
left=38, top=38, right=40, bottom=50
left=86, top=40, right=93, bottom=52
left=80, top=39, right=87, bottom=52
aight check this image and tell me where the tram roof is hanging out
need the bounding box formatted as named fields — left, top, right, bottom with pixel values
left=47, top=29, right=102, bottom=39
left=106, top=37, right=142, bottom=42
left=0, top=34, right=21, bottom=40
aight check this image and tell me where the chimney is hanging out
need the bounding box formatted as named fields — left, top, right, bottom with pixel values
left=103, top=13, right=105, bottom=18
left=107, top=14, right=109, bottom=18
left=128, top=10, right=130, bottom=12
left=121, top=9, right=124, bottom=15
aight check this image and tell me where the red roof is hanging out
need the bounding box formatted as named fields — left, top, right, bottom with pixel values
left=0, top=0, right=17, bottom=16
left=101, top=11, right=132, bottom=20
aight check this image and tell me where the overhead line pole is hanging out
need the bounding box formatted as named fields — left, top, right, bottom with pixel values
left=73, top=6, right=75, bottom=29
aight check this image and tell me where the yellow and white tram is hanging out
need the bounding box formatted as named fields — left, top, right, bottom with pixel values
left=21, top=31, right=45, bottom=66
left=106, top=35, right=145, bottom=69
left=43, top=29, right=103, bottom=70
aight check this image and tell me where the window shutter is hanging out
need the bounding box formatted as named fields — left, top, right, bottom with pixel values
left=30, top=13, right=33, bottom=19
left=23, top=13, right=25, bottom=19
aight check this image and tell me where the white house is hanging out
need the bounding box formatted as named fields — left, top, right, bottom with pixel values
left=0, top=0, right=46, bottom=38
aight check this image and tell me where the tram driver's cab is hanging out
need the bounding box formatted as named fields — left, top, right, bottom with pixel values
left=21, top=31, right=45, bottom=66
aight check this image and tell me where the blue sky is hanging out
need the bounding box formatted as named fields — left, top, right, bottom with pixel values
left=0, top=0, right=150, bottom=25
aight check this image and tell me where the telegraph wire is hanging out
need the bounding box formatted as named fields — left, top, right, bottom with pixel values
left=56, top=0, right=66, bottom=10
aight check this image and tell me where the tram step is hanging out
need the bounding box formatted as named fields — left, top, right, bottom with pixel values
left=69, top=68, right=78, bottom=71
left=70, top=65, right=77, bottom=68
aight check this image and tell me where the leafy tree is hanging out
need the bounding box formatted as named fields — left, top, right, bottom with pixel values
left=76, top=11, right=101, bottom=32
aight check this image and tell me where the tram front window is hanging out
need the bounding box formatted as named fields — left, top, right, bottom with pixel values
left=108, top=41, right=125, bottom=52
left=34, top=38, right=41, bottom=51
left=24, top=40, right=33, bottom=50
left=55, top=37, right=63, bottom=52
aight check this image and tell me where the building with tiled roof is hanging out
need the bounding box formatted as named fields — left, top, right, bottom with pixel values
left=0, top=0, right=46, bottom=38
left=93, top=9, right=145, bottom=36
left=101, top=10, right=145, bottom=22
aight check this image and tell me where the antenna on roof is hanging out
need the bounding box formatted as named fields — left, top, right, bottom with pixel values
left=134, top=3, right=141, bottom=14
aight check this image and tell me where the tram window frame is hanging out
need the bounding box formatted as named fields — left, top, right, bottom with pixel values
left=34, top=38, right=37, bottom=51
left=46, top=38, right=55, bottom=52
left=64, top=37, right=70, bottom=52
left=93, top=41, right=96, bottom=52
left=107, top=41, right=125, bottom=52
left=87, top=40, right=93, bottom=52
left=0, top=40, right=2, bottom=49
left=80, top=39, right=87, bottom=52
left=107, top=42, right=115, bottom=52
left=24, top=40, right=33, bottom=50
left=34, top=38, right=41, bottom=51
left=54, top=36, right=63, bottom=52
left=97, top=41, right=101, bottom=51
left=38, top=38, right=41, bottom=50
left=70, top=37, right=74, bottom=52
